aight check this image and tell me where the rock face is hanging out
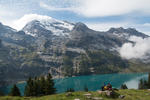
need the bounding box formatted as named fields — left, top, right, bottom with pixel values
left=0, top=16, right=150, bottom=86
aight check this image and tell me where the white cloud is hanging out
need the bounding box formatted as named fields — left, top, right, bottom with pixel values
left=78, top=0, right=150, bottom=17
left=39, top=2, right=76, bottom=12
left=119, top=36, right=150, bottom=59
left=0, top=5, right=16, bottom=25
left=11, top=14, right=55, bottom=30
left=39, top=0, right=150, bottom=17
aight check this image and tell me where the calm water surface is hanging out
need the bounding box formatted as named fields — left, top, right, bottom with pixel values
left=0, top=73, right=148, bottom=96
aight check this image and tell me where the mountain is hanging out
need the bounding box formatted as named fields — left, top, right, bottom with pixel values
left=0, top=17, right=150, bottom=86
left=22, top=18, right=74, bottom=37
left=107, top=27, right=149, bottom=39
left=0, top=22, right=35, bottom=48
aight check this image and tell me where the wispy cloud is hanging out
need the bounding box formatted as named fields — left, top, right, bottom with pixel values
left=39, top=0, right=150, bottom=17
left=39, top=2, right=76, bottom=12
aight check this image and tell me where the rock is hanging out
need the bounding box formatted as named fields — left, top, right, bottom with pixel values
left=92, top=97, right=103, bottom=100
left=74, top=99, right=80, bottom=100
left=106, top=91, right=112, bottom=96
left=105, top=90, right=119, bottom=98
left=97, top=90, right=103, bottom=94
left=84, top=93, right=92, bottom=99
left=119, top=95, right=125, bottom=99
left=83, top=93, right=92, bottom=96
left=66, top=92, right=73, bottom=96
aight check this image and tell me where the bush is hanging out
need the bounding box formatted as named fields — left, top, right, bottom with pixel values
left=120, top=84, right=128, bottom=89
left=66, top=88, right=75, bottom=92
left=10, top=84, right=21, bottom=96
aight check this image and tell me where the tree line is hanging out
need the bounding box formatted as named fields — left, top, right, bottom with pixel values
left=9, top=73, right=56, bottom=96
left=138, top=73, right=150, bottom=89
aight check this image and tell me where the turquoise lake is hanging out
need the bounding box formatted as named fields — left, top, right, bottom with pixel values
left=0, top=73, right=148, bottom=96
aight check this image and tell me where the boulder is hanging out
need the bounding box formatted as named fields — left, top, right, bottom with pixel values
left=119, top=95, right=125, bottom=99
left=66, top=92, right=73, bottom=96
left=92, top=97, right=103, bottom=100
left=74, top=99, right=80, bottom=100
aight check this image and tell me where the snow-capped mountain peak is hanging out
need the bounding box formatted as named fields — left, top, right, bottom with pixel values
left=22, top=16, right=75, bottom=37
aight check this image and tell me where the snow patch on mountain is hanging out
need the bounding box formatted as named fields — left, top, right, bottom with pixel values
left=20, top=14, right=74, bottom=37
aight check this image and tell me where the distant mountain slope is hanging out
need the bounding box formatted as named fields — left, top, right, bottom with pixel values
left=0, top=16, right=150, bottom=86
left=107, top=27, right=149, bottom=39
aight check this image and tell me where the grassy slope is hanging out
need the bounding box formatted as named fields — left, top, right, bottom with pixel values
left=0, top=89, right=150, bottom=100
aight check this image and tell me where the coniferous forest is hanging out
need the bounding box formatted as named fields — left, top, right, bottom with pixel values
left=9, top=73, right=56, bottom=97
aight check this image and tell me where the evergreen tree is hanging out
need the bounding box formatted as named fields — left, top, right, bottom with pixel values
left=66, top=88, right=75, bottom=92
left=84, top=85, right=88, bottom=92
left=24, top=74, right=56, bottom=96
left=36, top=77, right=42, bottom=96
left=45, top=73, right=56, bottom=95
left=24, top=77, right=34, bottom=96
left=10, top=84, right=21, bottom=96
left=120, top=84, right=128, bottom=89
left=0, top=91, right=4, bottom=96
left=139, top=79, right=144, bottom=89
left=33, top=77, right=40, bottom=96
left=39, top=76, right=46, bottom=95
left=148, top=73, right=150, bottom=88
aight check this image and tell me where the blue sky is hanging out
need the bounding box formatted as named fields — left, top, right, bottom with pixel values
left=1, top=0, right=150, bottom=35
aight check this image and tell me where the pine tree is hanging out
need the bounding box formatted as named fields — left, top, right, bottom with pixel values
left=84, top=85, right=88, bottom=92
left=24, top=77, right=34, bottom=96
left=139, top=79, right=144, bottom=89
left=66, top=88, right=75, bottom=92
left=120, top=84, right=128, bottom=89
left=45, top=73, right=56, bottom=95
left=0, top=91, right=4, bottom=96
left=39, top=76, right=46, bottom=95
left=34, top=78, right=41, bottom=96
left=148, top=73, right=150, bottom=88
left=24, top=74, right=56, bottom=96
left=33, top=77, right=39, bottom=96
left=10, top=84, right=21, bottom=96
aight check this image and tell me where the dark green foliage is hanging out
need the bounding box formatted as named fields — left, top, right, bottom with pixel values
left=45, top=74, right=56, bottom=95
left=138, top=73, right=150, bottom=89
left=138, top=79, right=147, bottom=89
left=24, top=77, right=34, bottom=96
left=39, top=76, right=46, bottom=95
left=0, top=91, right=4, bottom=96
left=120, top=84, right=128, bottom=89
left=148, top=73, right=150, bottom=88
left=66, top=88, right=75, bottom=92
left=9, top=84, right=21, bottom=96
left=24, top=73, right=56, bottom=97
left=84, top=85, right=88, bottom=92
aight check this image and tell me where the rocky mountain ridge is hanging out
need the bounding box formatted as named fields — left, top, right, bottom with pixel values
left=0, top=17, right=150, bottom=86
